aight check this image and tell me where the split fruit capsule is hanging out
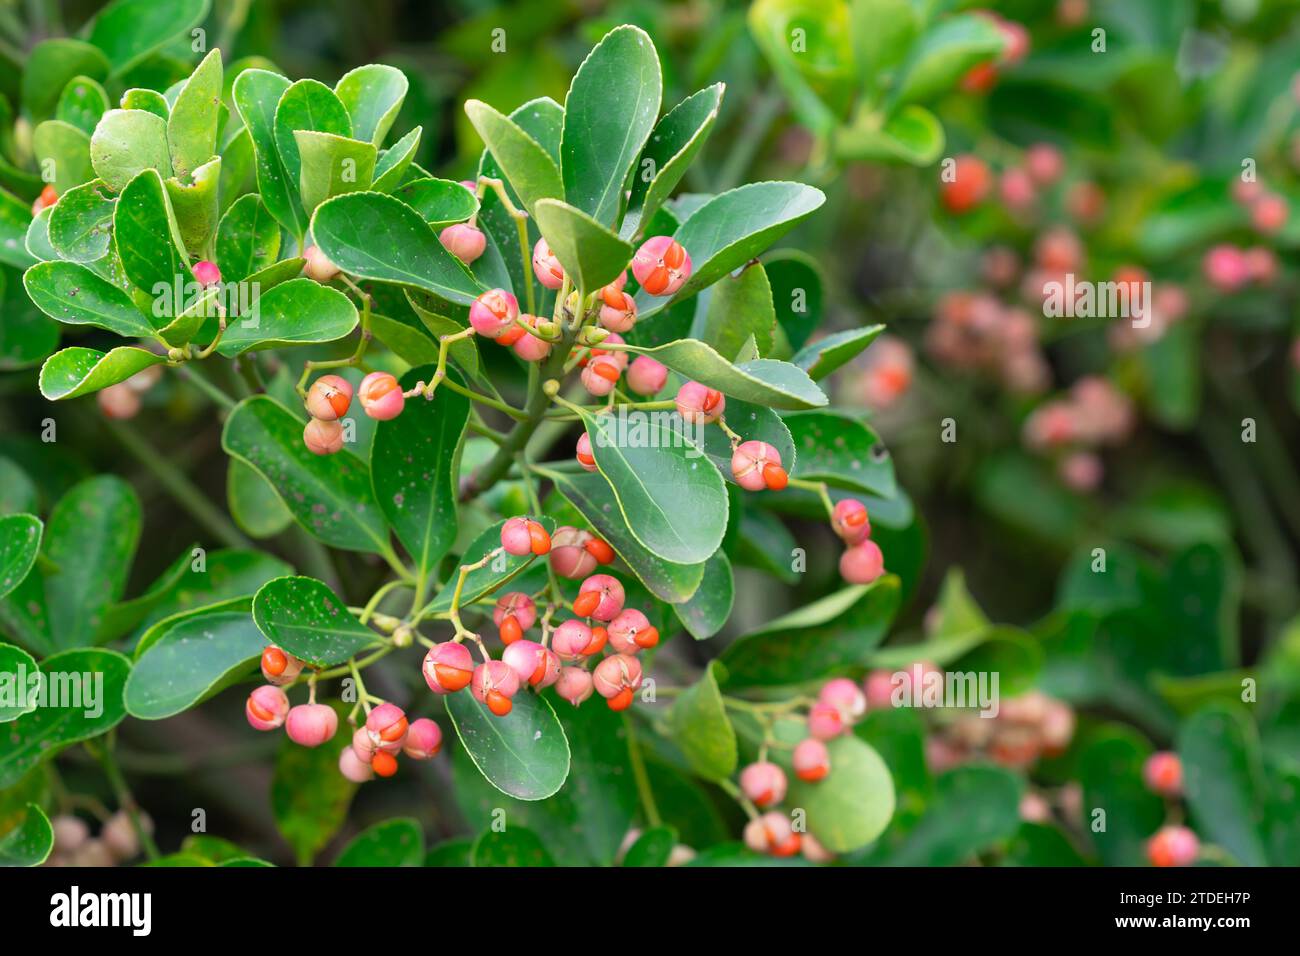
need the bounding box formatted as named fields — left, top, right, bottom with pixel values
left=246, top=685, right=289, bottom=731
left=792, top=738, right=831, bottom=782
left=831, top=499, right=871, bottom=544
left=743, top=812, right=801, bottom=857
left=471, top=660, right=520, bottom=716
left=675, top=381, right=725, bottom=425
left=305, top=374, right=353, bottom=421
left=607, top=608, right=659, bottom=653
left=423, top=641, right=475, bottom=693
left=549, top=526, right=614, bottom=578
left=501, top=516, right=551, bottom=556
left=469, top=289, right=521, bottom=339
left=593, top=653, right=642, bottom=711
left=632, top=236, right=691, bottom=296
left=493, top=592, right=537, bottom=644
left=532, top=238, right=565, bottom=290
left=358, top=371, right=405, bottom=420
left=304, top=417, right=345, bottom=455
left=572, top=573, right=625, bottom=622
left=739, top=761, right=788, bottom=808
left=260, top=645, right=304, bottom=685
left=731, top=440, right=788, bottom=491
left=403, top=718, right=443, bottom=759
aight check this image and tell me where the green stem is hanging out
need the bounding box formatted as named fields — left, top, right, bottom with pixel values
left=623, top=713, right=662, bottom=828
left=106, top=419, right=253, bottom=550
left=94, top=732, right=160, bottom=861
left=177, top=364, right=237, bottom=410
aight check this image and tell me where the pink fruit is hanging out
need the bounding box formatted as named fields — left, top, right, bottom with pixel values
left=303, top=418, right=344, bottom=455
left=549, top=526, right=608, bottom=578
left=403, top=718, right=443, bottom=759
left=598, top=287, right=638, bottom=333
left=1251, top=193, right=1288, bottom=234
left=941, top=155, right=990, bottom=214
left=581, top=355, right=622, bottom=396
left=831, top=499, right=871, bottom=543
left=285, top=703, right=338, bottom=747
left=439, top=223, right=486, bottom=263
left=192, top=260, right=221, bottom=286
left=576, top=432, right=597, bottom=472
left=793, top=738, right=831, bottom=782
left=552, top=619, right=595, bottom=662
left=260, top=646, right=303, bottom=686
left=744, top=811, right=800, bottom=857
left=1143, top=751, right=1183, bottom=797
left=532, top=238, right=565, bottom=289
left=556, top=666, right=594, bottom=706
left=626, top=356, right=668, bottom=396
left=500, top=516, right=551, bottom=556
left=573, top=573, right=625, bottom=622
left=607, top=608, right=659, bottom=653
left=339, top=745, right=374, bottom=782
left=512, top=314, right=552, bottom=362
left=592, top=654, right=642, bottom=711
left=469, top=289, right=520, bottom=339
left=502, top=640, right=545, bottom=684
left=863, top=669, right=895, bottom=710
left=245, top=685, right=289, bottom=731
left=493, top=592, right=537, bottom=644
left=422, top=641, right=474, bottom=693
left=303, top=245, right=340, bottom=282
left=731, top=440, right=787, bottom=492
left=357, top=371, right=405, bottom=420
left=807, top=702, right=844, bottom=741
left=633, top=236, right=691, bottom=296
left=1147, top=825, right=1199, bottom=867
left=365, top=703, right=409, bottom=751
left=471, top=660, right=520, bottom=716
left=1025, top=143, right=1064, bottom=185
left=97, top=383, right=140, bottom=420
left=839, top=539, right=885, bottom=584
left=819, top=677, right=866, bottom=723
left=739, top=762, right=788, bottom=808
left=674, top=381, right=725, bottom=424
left=305, top=374, right=353, bottom=421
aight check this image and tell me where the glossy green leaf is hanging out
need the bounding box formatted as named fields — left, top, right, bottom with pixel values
left=622, top=826, right=678, bottom=867
left=87, top=0, right=211, bottom=75
left=371, top=366, right=469, bottom=583
left=0, top=515, right=41, bottom=602
left=91, top=547, right=195, bottom=644
left=668, top=661, right=736, bottom=780
left=130, top=548, right=293, bottom=638
left=125, top=601, right=264, bottom=719
left=393, top=177, right=479, bottom=227
left=216, top=194, right=280, bottom=284
left=46, top=180, right=116, bottom=262
left=22, top=40, right=110, bottom=121
left=227, top=459, right=292, bottom=538
left=57, top=76, right=112, bottom=135
left=720, top=577, right=901, bottom=686
left=620, top=339, right=827, bottom=410
left=423, top=517, right=557, bottom=615
left=1078, top=727, right=1165, bottom=866
left=222, top=396, right=390, bottom=553
left=793, top=325, right=884, bottom=380
left=253, top=576, right=380, bottom=667
left=24, top=261, right=155, bottom=337
left=560, top=25, right=661, bottom=226
left=471, top=826, right=555, bottom=867
left=747, top=0, right=849, bottom=136
left=370, top=126, right=422, bottom=193
left=1178, top=704, right=1268, bottom=866
left=312, top=191, right=483, bottom=304
left=0, top=648, right=130, bottom=787
left=22, top=207, right=56, bottom=263
left=697, top=260, right=775, bottom=360
left=674, top=550, right=734, bottom=640
left=167, top=48, right=222, bottom=181
left=791, top=734, right=895, bottom=853
left=90, top=109, right=172, bottom=192
left=464, top=99, right=563, bottom=217
left=676, top=397, right=795, bottom=487
left=622, top=84, right=723, bottom=240
left=0, top=191, right=37, bottom=270
left=32, top=120, right=94, bottom=195
left=785, top=410, right=895, bottom=496
left=270, top=710, right=355, bottom=865
left=274, top=79, right=352, bottom=194
left=335, top=64, right=408, bottom=146
left=232, top=70, right=306, bottom=238
left=889, top=13, right=1005, bottom=109
left=0, top=644, right=38, bottom=722
left=533, top=198, right=631, bottom=292
left=445, top=685, right=570, bottom=801
left=538, top=467, right=704, bottom=603
left=121, top=88, right=169, bottom=118
left=765, top=251, right=823, bottom=353
left=836, top=104, right=945, bottom=166
left=164, top=154, right=222, bottom=255
left=334, top=818, right=424, bottom=867
left=114, top=168, right=189, bottom=299
left=579, top=406, right=728, bottom=564
left=0, top=804, right=53, bottom=866
left=295, top=131, right=376, bottom=216
left=215, top=278, right=358, bottom=357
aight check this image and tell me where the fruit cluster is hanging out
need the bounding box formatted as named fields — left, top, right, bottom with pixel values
left=1140, top=751, right=1200, bottom=867
left=921, top=687, right=1076, bottom=772
left=43, top=811, right=150, bottom=868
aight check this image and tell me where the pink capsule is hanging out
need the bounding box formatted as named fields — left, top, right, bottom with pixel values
left=532, top=238, right=565, bottom=290
left=807, top=702, right=844, bottom=741
left=739, top=761, right=788, bottom=808
left=1202, top=244, right=1250, bottom=292
left=552, top=619, right=594, bottom=662
left=831, top=499, right=871, bottom=544
left=731, top=440, right=787, bottom=492
left=1251, top=193, right=1288, bottom=234
left=1143, top=751, right=1183, bottom=797
left=422, top=641, right=475, bottom=694
left=598, top=287, right=638, bottom=333
left=305, top=374, right=353, bottom=421
left=403, top=718, right=443, bottom=759
left=500, top=516, right=550, bottom=556
left=820, top=677, right=866, bottom=723
left=192, top=260, right=221, bottom=286
left=587, top=332, right=629, bottom=371
left=793, top=738, right=831, bottom=782
left=556, top=666, right=594, bottom=706
left=260, top=645, right=303, bottom=686
left=607, top=608, right=658, bottom=654
left=840, top=539, right=885, bottom=585
left=512, top=314, right=552, bottom=362
left=1147, top=825, right=1199, bottom=867
left=493, top=592, right=537, bottom=633
left=592, top=653, right=642, bottom=700
left=97, top=383, right=140, bottom=420
left=469, top=289, right=520, bottom=339
left=574, top=573, right=625, bottom=622
left=581, top=356, right=621, bottom=396
left=246, top=685, right=289, bottom=731
left=863, top=670, right=895, bottom=709
left=358, top=371, right=405, bottom=420
left=744, top=811, right=800, bottom=857
left=625, top=356, right=668, bottom=396
left=502, top=640, right=545, bottom=684
left=303, top=417, right=344, bottom=455
left=576, top=432, right=597, bottom=472
left=1025, top=143, right=1064, bottom=185
left=285, top=703, right=338, bottom=747
left=439, top=223, right=486, bottom=264
left=303, top=244, right=341, bottom=282
left=365, top=702, right=409, bottom=751
left=471, top=660, right=520, bottom=716
left=675, top=381, right=725, bottom=424
left=632, top=236, right=691, bottom=296
left=339, top=745, right=375, bottom=782
left=548, top=527, right=598, bottom=579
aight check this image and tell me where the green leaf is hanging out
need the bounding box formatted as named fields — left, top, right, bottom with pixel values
left=791, top=734, right=895, bottom=853
left=471, top=826, right=555, bottom=867
left=623, top=826, right=678, bottom=867
left=87, top=0, right=211, bottom=76
left=0, top=514, right=41, bottom=602
left=560, top=25, right=662, bottom=226
left=889, top=13, right=1005, bottom=109
left=215, top=278, right=358, bottom=357
left=425, top=838, right=474, bottom=866
left=227, top=459, right=292, bottom=539
left=0, top=192, right=37, bottom=270
left=0, top=644, right=38, bottom=722
left=32, top=120, right=94, bottom=195
left=836, top=104, right=945, bottom=166
left=393, top=177, right=479, bottom=227
left=164, top=154, right=222, bottom=255
left=232, top=69, right=306, bottom=238
left=765, top=251, right=823, bottom=353
left=622, top=84, right=723, bottom=240
left=294, top=131, right=376, bottom=216
left=253, top=576, right=380, bottom=667
left=371, top=366, right=469, bottom=583
left=668, top=661, right=737, bottom=780
left=1003, top=822, right=1090, bottom=866
left=370, top=126, right=422, bottom=193
left=57, top=76, right=112, bottom=135
left=270, top=712, right=355, bottom=865
left=533, top=198, right=631, bottom=292
left=334, top=818, right=424, bottom=867
left=46, top=179, right=116, bottom=262
left=1078, top=727, right=1165, bottom=866
left=39, top=346, right=165, bottom=401
left=880, top=766, right=1021, bottom=865
left=621, top=338, right=827, bottom=410
left=423, top=517, right=558, bottom=614
left=125, top=601, right=264, bottom=719
left=91, top=547, right=195, bottom=644
left=334, top=64, right=408, bottom=146
left=578, top=406, right=728, bottom=564
left=793, top=325, right=884, bottom=380
left=90, top=109, right=172, bottom=192
left=311, top=191, right=484, bottom=305
left=463, top=99, right=563, bottom=218
left=114, top=168, right=189, bottom=299
left=697, top=260, right=775, bottom=360
left=674, top=551, right=734, bottom=640
left=121, top=88, right=169, bottom=118
left=720, top=577, right=901, bottom=687
left=747, top=0, right=850, bottom=135
left=274, top=79, right=352, bottom=195
left=539, top=467, right=705, bottom=603
left=216, top=194, right=280, bottom=284
left=22, top=207, right=56, bottom=264
left=671, top=397, right=794, bottom=487
left=167, top=48, right=222, bottom=181
left=24, top=261, right=155, bottom=337
left=785, top=410, right=895, bottom=496
left=634, top=182, right=826, bottom=317
left=223, top=396, right=390, bottom=552
left=0, top=648, right=130, bottom=787
left=445, top=686, right=570, bottom=801
left=129, top=548, right=292, bottom=638
left=1178, top=704, right=1268, bottom=866
left=0, top=804, right=53, bottom=866
left=22, top=40, right=110, bottom=121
